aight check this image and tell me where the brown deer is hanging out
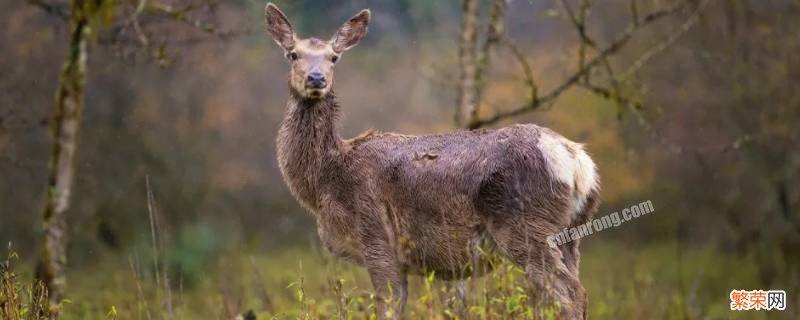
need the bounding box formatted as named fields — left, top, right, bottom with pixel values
left=264, top=3, right=600, bottom=319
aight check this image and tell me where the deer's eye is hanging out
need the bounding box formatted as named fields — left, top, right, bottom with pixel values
left=330, top=55, right=339, bottom=63
left=287, top=52, right=298, bottom=61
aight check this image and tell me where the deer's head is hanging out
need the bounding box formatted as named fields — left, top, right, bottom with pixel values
left=265, top=3, right=370, bottom=100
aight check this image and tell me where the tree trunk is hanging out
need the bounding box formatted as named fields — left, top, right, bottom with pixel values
left=456, top=0, right=479, bottom=128
left=36, top=0, right=92, bottom=305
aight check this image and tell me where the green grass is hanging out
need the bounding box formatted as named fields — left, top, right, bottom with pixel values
left=2, top=241, right=796, bottom=319
left=1, top=251, right=55, bottom=320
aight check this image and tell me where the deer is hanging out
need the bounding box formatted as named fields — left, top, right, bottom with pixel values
left=264, top=3, right=600, bottom=319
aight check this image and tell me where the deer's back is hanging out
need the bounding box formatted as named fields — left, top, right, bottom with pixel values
left=351, top=124, right=557, bottom=197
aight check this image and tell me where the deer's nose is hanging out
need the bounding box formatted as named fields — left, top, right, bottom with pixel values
left=306, top=72, right=327, bottom=89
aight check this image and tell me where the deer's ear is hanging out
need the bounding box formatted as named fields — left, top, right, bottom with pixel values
left=264, top=3, right=295, bottom=50
left=331, top=9, right=370, bottom=53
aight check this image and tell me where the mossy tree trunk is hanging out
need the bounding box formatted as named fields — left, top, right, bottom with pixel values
left=36, top=0, right=97, bottom=306
left=456, top=0, right=506, bottom=129
left=455, top=0, right=478, bottom=128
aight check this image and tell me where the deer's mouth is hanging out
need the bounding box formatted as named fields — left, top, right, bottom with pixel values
left=304, top=87, right=328, bottom=98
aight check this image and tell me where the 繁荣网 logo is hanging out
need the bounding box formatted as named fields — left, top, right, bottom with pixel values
left=730, top=289, right=786, bottom=311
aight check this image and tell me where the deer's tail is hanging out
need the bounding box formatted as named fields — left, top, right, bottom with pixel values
left=573, top=147, right=600, bottom=224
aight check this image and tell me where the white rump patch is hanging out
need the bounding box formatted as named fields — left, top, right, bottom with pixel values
left=537, top=132, right=599, bottom=218
left=537, top=133, right=577, bottom=187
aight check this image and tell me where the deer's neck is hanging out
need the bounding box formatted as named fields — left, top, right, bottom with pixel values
left=277, top=92, right=344, bottom=210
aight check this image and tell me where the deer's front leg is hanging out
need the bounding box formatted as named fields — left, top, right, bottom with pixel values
left=358, top=213, right=407, bottom=319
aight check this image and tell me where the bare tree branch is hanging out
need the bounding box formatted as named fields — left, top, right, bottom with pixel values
left=578, top=82, right=643, bottom=111
left=28, top=0, right=245, bottom=57
left=474, top=0, right=507, bottom=109
left=144, top=1, right=219, bottom=36
left=560, top=0, right=594, bottom=79
left=629, top=0, right=640, bottom=26
left=561, top=0, right=626, bottom=114
left=621, top=0, right=708, bottom=78
left=26, top=0, right=69, bottom=21
left=501, top=36, right=537, bottom=106
left=469, top=0, right=703, bottom=129
left=130, top=0, right=150, bottom=47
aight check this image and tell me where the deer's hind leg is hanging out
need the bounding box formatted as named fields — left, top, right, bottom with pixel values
left=487, top=216, right=587, bottom=320
left=354, top=205, right=408, bottom=319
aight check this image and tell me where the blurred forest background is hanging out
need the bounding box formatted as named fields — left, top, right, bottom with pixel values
left=1, top=0, right=798, bottom=319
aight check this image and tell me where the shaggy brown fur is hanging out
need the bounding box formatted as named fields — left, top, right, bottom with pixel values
left=265, top=3, right=601, bottom=319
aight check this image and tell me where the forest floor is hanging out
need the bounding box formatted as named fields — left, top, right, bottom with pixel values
left=1, top=241, right=793, bottom=319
